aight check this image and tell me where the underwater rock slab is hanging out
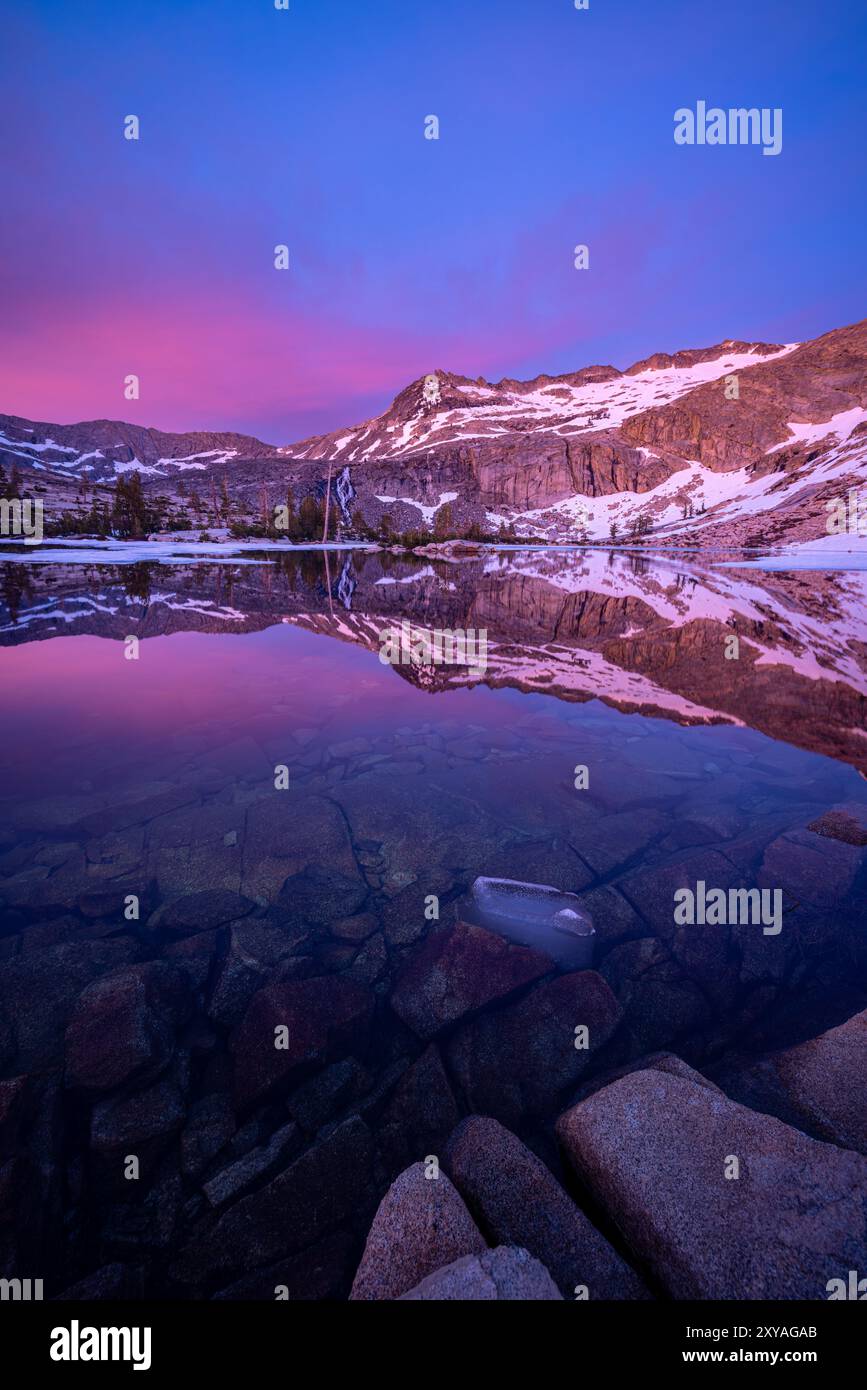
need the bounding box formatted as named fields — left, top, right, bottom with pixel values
left=173, top=1117, right=374, bottom=1288
left=377, top=1045, right=460, bottom=1178
left=446, top=970, right=623, bottom=1126
left=65, top=960, right=190, bottom=1092
left=232, top=977, right=374, bottom=1109
left=389, top=918, right=552, bottom=1039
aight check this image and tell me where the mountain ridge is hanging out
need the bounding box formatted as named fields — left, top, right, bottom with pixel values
left=2, top=316, right=866, bottom=549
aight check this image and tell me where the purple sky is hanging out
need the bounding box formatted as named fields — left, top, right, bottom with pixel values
left=2, top=0, right=865, bottom=443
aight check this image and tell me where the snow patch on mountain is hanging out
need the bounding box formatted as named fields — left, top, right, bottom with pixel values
left=374, top=490, right=459, bottom=523
left=766, top=406, right=867, bottom=454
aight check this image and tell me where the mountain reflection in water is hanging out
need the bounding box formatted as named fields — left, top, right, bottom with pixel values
left=3, top=547, right=866, bottom=772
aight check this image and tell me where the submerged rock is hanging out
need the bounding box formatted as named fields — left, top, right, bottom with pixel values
left=278, top=865, right=368, bottom=924
left=389, top=918, right=551, bottom=1039
left=173, top=1117, right=374, bottom=1287
left=180, top=1093, right=236, bottom=1180
left=202, top=1122, right=298, bottom=1208
left=90, top=1066, right=188, bottom=1153
left=65, top=961, right=190, bottom=1092
left=0, top=939, right=141, bottom=1072
left=160, top=889, right=255, bottom=933
left=377, top=1045, right=460, bottom=1178
left=212, top=1228, right=354, bottom=1301
left=807, top=807, right=867, bottom=847
left=232, top=976, right=374, bottom=1109
left=446, top=970, right=622, bottom=1126
left=759, top=829, right=864, bottom=910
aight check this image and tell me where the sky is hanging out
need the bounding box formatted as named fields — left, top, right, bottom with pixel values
left=1, top=0, right=866, bottom=444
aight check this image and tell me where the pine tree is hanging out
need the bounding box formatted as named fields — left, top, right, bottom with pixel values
left=282, top=490, right=299, bottom=540
left=298, top=494, right=323, bottom=540
left=434, top=502, right=454, bottom=539
left=111, top=471, right=149, bottom=538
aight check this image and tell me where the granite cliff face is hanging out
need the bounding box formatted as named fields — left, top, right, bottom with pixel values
left=620, top=320, right=867, bottom=469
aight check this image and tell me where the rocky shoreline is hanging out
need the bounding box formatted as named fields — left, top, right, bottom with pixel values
left=350, top=1010, right=867, bottom=1301
left=2, top=856, right=865, bottom=1299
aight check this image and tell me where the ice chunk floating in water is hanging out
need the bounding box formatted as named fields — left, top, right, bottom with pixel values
left=467, top=876, right=595, bottom=968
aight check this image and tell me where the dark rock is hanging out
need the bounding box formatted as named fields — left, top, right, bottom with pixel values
left=760, top=829, right=864, bottom=910
left=90, top=1066, right=188, bottom=1153
left=576, top=884, right=649, bottom=950
left=329, top=913, right=378, bottom=943
left=213, top=1228, right=354, bottom=1301
left=345, top=931, right=387, bottom=986
left=0, top=1076, right=29, bottom=1155
left=232, top=977, right=375, bottom=1110
left=377, top=1044, right=460, bottom=1178
left=77, top=881, right=155, bottom=921
left=100, top=1157, right=182, bottom=1253
left=241, top=792, right=361, bottom=902
left=618, top=849, right=741, bottom=1008
left=172, top=1117, right=374, bottom=1287
left=600, top=937, right=709, bottom=1054
left=0, top=939, right=141, bottom=1071
left=379, top=870, right=456, bottom=947
left=719, top=1008, right=867, bottom=1155
left=570, top=1050, right=722, bottom=1105
left=161, top=890, right=255, bottom=933
left=65, top=961, right=190, bottom=1092
left=278, top=865, right=368, bottom=925
left=203, top=1122, right=298, bottom=1207
left=288, top=1058, right=369, bottom=1133
left=55, top=1263, right=145, bottom=1300
left=446, top=970, right=623, bottom=1126
left=181, top=1093, right=236, bottom=1180
left=164, top=929, right=221, bottom=993
left=207, top=930, right=271, bottom=1029
left=73, top=788, right=198, bottom=838
left=390, top=918, right=551, bottom=1040
left=807, top=807, right=867, bottom=847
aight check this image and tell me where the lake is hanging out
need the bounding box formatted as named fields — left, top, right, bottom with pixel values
left=1, top=544, right=866, bottom=1298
